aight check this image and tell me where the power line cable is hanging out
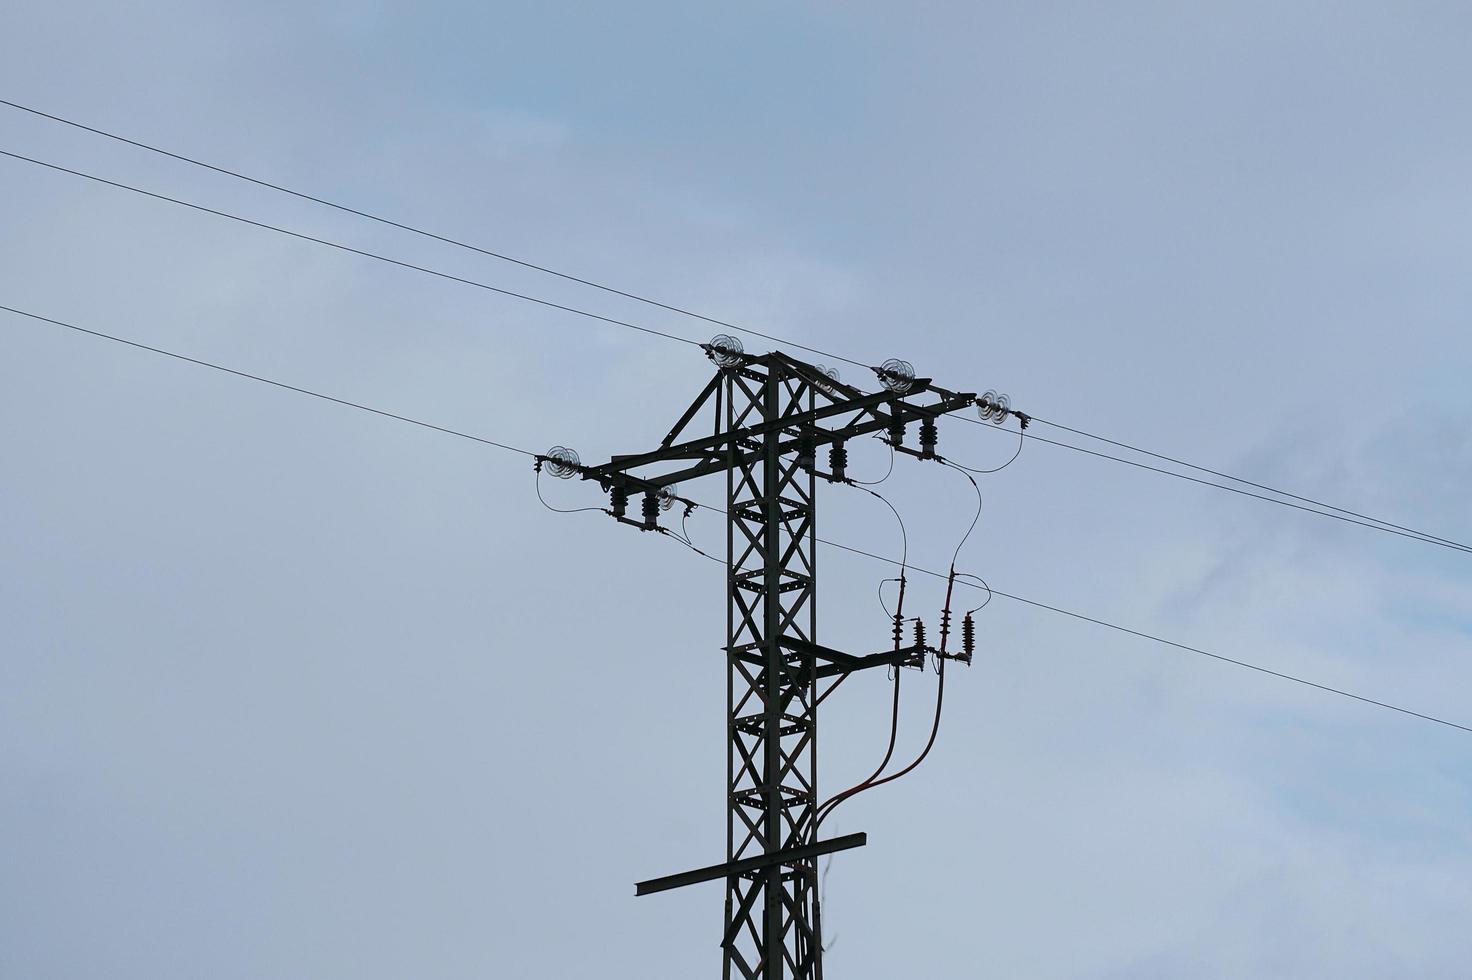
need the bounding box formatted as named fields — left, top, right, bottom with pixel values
left=0, top=303, right=537, bottom=456
left=5, top=102, right=1467, bottom=553
left=657, top=525, right=724, bottom=564
left=1007, top=425, right=1472, bottom=554
left=817, top=536, right=1472, bottom=736
left=6, top=301, right=1469, bottom=736
left=819, top=463, right=983, bottom=824
left=1027, top=414, right=1470, bottom=551
left=954, top=571, right=995, bottom=616
left=0, top=149, right=701, bottom=350
left=849, top=439, right=895, bottom=486
left=989, top=587, right=1472, bottom=734
left=3, top=138, right=1466, bottom=555
left=818, top=651, right=947, bottom=827
left=945, top=427, right=1024, bottom=475
left=0, top=99, right=862, bottom=369
left=535, top=467, right=607, bottom=514
left=939, top=459, right=983, bottom=572
left=670, top=486, right=1472, bottom=736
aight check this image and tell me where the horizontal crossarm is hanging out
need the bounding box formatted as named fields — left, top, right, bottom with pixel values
left=634, top=833, right=868, bottom=897
left=775, top=637, right=926, bottom=678
left=601, top=386, right=926, bottom=475
left=589, top=390, right=976, bottom=492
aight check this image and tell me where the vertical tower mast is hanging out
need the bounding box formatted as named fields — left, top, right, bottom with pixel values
left=723, top=357, right=820, bottom=977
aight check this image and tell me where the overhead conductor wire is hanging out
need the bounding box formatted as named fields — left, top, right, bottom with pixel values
left=535, top=466, right=608, bottom=515
left=5, top=302, right=1470, bottom=736
left=661, top=506, right=724, bottom=565
left=945, top=425, right=1025, bottom=475
left=2, top=127, right=1465, bottom=554
left=0, top=149, right=702, bottom=350
left=0, top=99, right=866, bottom=370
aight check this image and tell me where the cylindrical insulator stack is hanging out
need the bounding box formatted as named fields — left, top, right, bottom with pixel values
left=642, top=491, right=660, bottom=529
left=830, top=441, right=848, bottom=481
left=797, top=437, right=816, bottom=471
left=920, top=418, right=938, bottom=458
left=610, top=485, right=629, bottom=519
left=913, top=618, right=927, bottom=651
left=888, top=417, right=905, bottom=447
left=961, top=613, right=975, bottom=662
left=938, top=607, right=951, bottom=651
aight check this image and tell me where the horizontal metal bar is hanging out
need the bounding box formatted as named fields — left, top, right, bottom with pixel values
left=592, top=386, right=913, bottom=478
left=776, top=636, right=863, bottom=670
left=729, top=638, right=906, bottom=675
left=635, top=833, right=868, bottom=897
left=775, top=637, right=924, bottom=678
left=815, top=646, right=924, bottom=679
left=577, top=390, right=976, bottom=494
left=613, top=392, right=976, bottom=491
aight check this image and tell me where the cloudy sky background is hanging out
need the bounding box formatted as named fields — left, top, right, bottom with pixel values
left=3, top=3, right=1470, bottom=977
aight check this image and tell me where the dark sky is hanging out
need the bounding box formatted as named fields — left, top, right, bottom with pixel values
left=3, top=3, right=1470, bottom=977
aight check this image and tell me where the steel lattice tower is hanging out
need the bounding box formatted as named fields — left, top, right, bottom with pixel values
left=553, top=344, right=988, bottom=978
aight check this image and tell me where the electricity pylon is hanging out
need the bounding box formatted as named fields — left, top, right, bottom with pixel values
left=541, top=338, right=1005, bottom=978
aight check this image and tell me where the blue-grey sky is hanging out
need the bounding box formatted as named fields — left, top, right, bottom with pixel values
left=2, top=3, right=1470, bottom=977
